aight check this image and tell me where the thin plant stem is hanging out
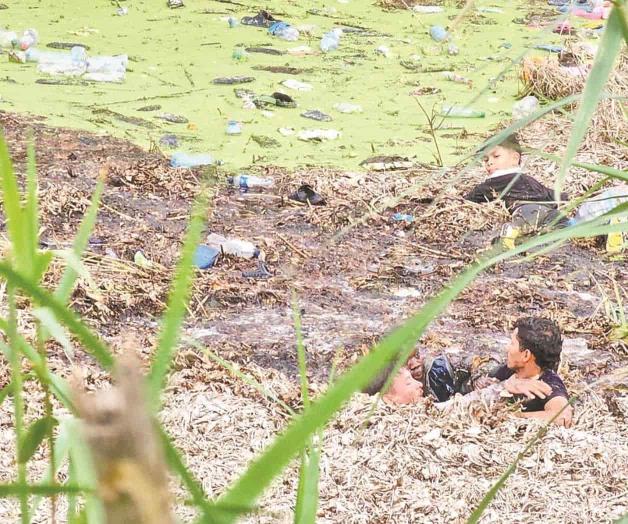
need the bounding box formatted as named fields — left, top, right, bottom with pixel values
left=7, top=286, right=29, bottom=523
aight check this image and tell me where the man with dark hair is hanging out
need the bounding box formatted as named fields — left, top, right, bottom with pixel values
left=489, top=317, right=571, bottom=425
left=465, top=134, right=567, bottom=248
left=362, top=363, right=423, bottom=405
left=409, top=317, right=572, bottom=426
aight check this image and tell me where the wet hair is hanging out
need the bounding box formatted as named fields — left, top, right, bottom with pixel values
left=515, top=317, right=563, bottom=371
left=362, top=364, right=396, bottom=395
left=479, top=133, right=523, bottom=160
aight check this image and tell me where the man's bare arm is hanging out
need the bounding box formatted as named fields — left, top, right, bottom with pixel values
left=517, top=396, right=572, bottom=427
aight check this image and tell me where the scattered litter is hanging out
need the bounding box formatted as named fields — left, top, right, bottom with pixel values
left=241, top=10, right=277, bottom=28
left=534, top=44, right=564, bottom=53
left=254, top=92, right=297, bottom=109
left=226, top=120, right=242, bottom=135
left=133, top=251, right=151, bottom=268
left=278, top=127, right=295, bottom=136
left=155, top=112, right=188, bottom=124
left=281, top=79, right=313, bottom=91
left=333, top=102, right=362, bottom=113
left=18, top=28, right=38, bottom=50
left=447, top=43, right=459, bottom=56
left=321, top=29, right=342, bottom=52
left=392, top=212, right=414, bottom=223
left=360, top=155, right=414, bottom=170
left=242, top=260, right=272, bottom=279
left=442, top=71, right=472, bottom=86
left=268, top=21, right=299, bottom=41
left=213, top=76, right=255, bottom=85
left=411, top=5, right=443, bottom=13
left=245, top=47, right=285, bottom=56
left=159, top=134, right=178, bottom=148
left=227, top=17, right=239, bottom=28
left=477, top=7, right=503, bottom=13
left=46, top=41, right=90, bottom=50
left=409, top=86, right=441, bottom=96
left=137, top=104, right=161, bottom=112
left=297, top=129, right=341, bottom=141
left=429, top=25, right=449, bottom=42
left=498, top=42, right=512, bottom=49
left=170, top=151, right=215, bottom=168
left=439, top=104, right=485, bottom=118
left=116, top=6, right=129, bottom=15
left=0, top=29, right=17, bottom=48
left=375, top=45, right=392, bottom=58
left=512, top=95, right=539, bottom=119
left=301, top=109, right=332, bottom=122
left=232, top=47, right=248, bottom=62
left=289, top=184, right=326, bottom=205
left=167, top=0, right=184, bottom=8
left=252, top=134, right=281, bottom=148
left=206, top=233, right=260, bottom=259
left=193, top=245, right=220, bottom=269
left=227, top=173, right=274, bottom=192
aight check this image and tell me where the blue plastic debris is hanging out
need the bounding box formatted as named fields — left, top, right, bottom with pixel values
left=193, top=245, right=220, bottom=269
left=429, top=25, right=449, bottom=42
left=392, top=212, right=415, bottom=223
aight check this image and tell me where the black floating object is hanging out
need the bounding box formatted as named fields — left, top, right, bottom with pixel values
left=245, top=47, right=285, bottom=56
left=272, top=91, right=296, bottom=108
left=241, top=10, right=277, bottom=28
left=213, top=76, right=255, bottom=85
left=47, top=41, right=90, bottom=50
left=289, top=184, right=326, bottom=206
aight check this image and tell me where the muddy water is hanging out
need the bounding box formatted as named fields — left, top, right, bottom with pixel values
left=2, top=0, right=566, bottom=170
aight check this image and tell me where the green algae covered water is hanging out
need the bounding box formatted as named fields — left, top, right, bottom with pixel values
left=1, top=0, right=566, bottom=170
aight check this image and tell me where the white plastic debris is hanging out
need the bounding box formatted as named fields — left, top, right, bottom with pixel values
left=297, top=129, right=341, bottom=141
left=333, top=102, right=363, bottom=113
left=281, top=79, right=313, bottom=91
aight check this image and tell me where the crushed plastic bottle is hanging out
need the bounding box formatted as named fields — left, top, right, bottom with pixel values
left=227, top=173, right=274, bottom=192
left=226, top=120, right=242, bottom=135
left=569, top=185, right=628, bottom=225
left=512, top=96, right=539, bottom=119
left=392, top=213, right=414, bottom=223
left=440, top=104, right=485, bottom=118
left=0, top=29, right=18, bottom=48
left=170, top=152, right=215, bottom=168
left=320, top=28, right=342, bottom=52
left=193, top=245, right=220, bottom=269
left=32, top=46, right=88, bottom=76
left=18, top=28, right=38, bottom=50
left=268, top=21, right=299, bottom=41
left=206, top=233, right=260, bottom=259
left=85, top=54, right=127, bottom=82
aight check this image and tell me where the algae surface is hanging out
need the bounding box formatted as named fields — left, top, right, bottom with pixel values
left=1, top=0, right=566, bottom=170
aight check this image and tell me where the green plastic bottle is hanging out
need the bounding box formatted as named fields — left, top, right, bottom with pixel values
left=440, top=104, right=485, bottom=118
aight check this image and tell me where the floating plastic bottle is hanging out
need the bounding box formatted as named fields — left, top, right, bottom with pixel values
left=320, top=29, right=342, bottom=52
left=31, top=46, right=88, bottom=76
left=226, top=120, right=242, bottom=135
left=429, top=25, right=449, bottom=42
left=227, top=174, right=274, bottom=191
left=569, top=185, right=628, bottom=225
left=170, top=152, right=215, bottom=168
left=206, top=233, right=260, bottom=259
left=85, top=54, right=127, bottom=82
left=193, top=245, right=220, bottom=269
left=439, top=104, right=485, bottom=118
left=512, top=96, right=539, bottom=119
left=268, top=21, right=299, bottom=41
left=18, top=28, right=38, bottom=50
left=0, top=29, right=18, bottom=48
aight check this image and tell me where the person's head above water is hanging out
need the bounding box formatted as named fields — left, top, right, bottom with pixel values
left=506, top=316, right=563, bottom=375
left=482, top=134, right=522, bottom=176
left=362, top=364, right=423, bottom=404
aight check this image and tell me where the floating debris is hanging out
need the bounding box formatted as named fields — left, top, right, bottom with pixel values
left=137, top=104, right=162, bottom=112
left=212, top=76, right=255, bottom=85
left=155, top=113, right=189, bottom=124
left=301, top=109, right=332, bottom=122
left=252, top=135, right=282, bottom=148
left=245, top=47, right=285, bottom=56
left=360, top=155, right=414, bottom=171
left=297, top=129, right=341, bottom=141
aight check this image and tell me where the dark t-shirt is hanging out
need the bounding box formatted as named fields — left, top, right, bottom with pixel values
left=491, top=365, right=569, bottom=412
left=465, top=171, right=558, bottom=212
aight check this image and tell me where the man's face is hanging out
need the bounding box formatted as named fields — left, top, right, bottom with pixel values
left=506, top=328, right=528, bottom=370
left=384, top=367, right=423, bottom=404
left=483, top=145, right=520, bottom=175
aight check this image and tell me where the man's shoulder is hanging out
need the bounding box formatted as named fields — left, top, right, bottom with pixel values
left=540, top=369, right=569, bottom=398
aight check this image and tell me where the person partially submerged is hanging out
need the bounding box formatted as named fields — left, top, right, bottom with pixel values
left=465, top=134, right=567, bottom=247
left=367, top=317, right=572, bottom=427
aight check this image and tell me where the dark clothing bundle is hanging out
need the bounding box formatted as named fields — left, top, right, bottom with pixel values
left=465, top=170, right=561, bottom=213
